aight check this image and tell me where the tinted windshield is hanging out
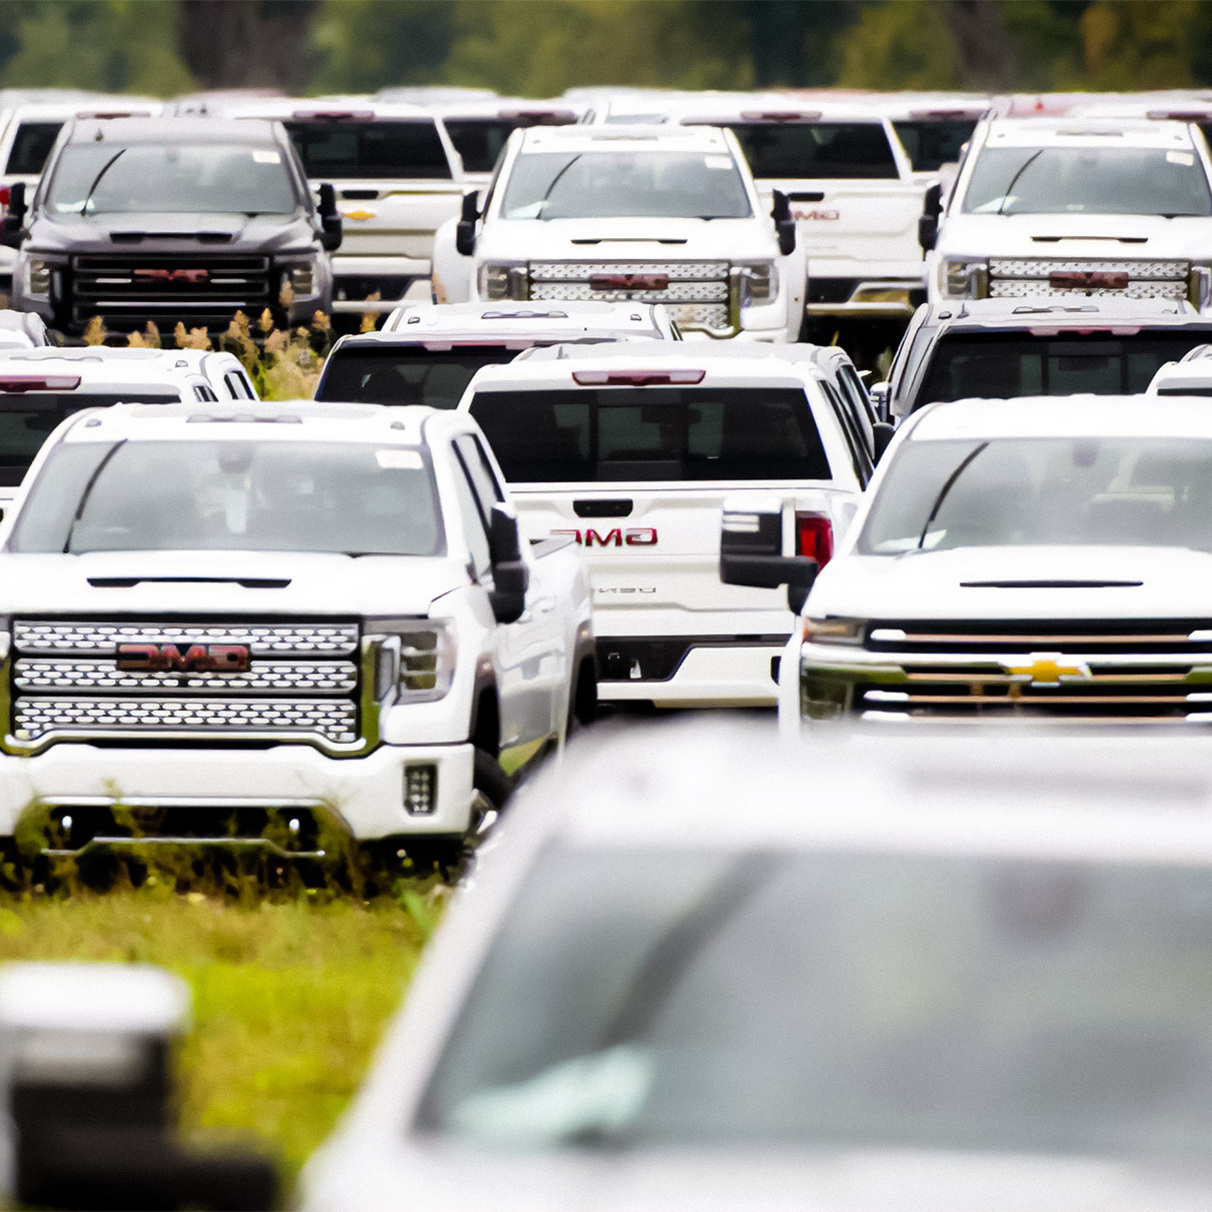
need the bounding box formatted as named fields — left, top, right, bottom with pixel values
left=283, top=120, right=451, bottom=180
left=718, top=122, right=899, bottom=179
left=0, top=392, right=178, bottom=486
left=316, top=345, right=521, bottom=408
left=445, top=118, right=514, bottom=174
left=418, top=847, right=1212, bottom=1159
left=46, top=143, right=298, bottom=215
left=963, top=146, right=1212, bottom=216
left=470, top=387, right=830, bottom=482
left=10, top=439, right=443, bottom=555
left=859, top=435, right=1212, bottom=553
left=915, top=332, right=1210, bottom=408
left=892, top=118, right=978, bottom=172
left=501, top=151, right=752, bottom=220
left=6, top=121, right=62, bottom=175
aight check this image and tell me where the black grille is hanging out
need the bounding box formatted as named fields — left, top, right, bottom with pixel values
left=863, top=619, right=1212, bottom=657
left=807, top=277, right=858, bottom=304
left=70, top=254, right=274, bottom=329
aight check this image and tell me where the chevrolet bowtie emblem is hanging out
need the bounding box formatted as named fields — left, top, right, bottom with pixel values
left=1004, top=653, right=1091, bottom=687
left=344, top=209, right=376, bottom=221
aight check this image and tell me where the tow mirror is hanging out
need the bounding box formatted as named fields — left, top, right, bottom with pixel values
left=918, top=181, right=942, bottom=253
left=771, top=188, right=796, bottom=256
left=488, top=503, right=528, bottom=624
left=456, top=190, right=480, bottom=257
left=720, top=497, right=817, bottom=615
left=317, top=182, right=343, bottom=252
left=872, top=421, right=895, bottom=463
left=1, top=182, right=26, bottom=250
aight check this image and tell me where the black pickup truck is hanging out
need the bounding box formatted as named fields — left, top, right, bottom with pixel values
left=2, top=116, right=342, bottom=336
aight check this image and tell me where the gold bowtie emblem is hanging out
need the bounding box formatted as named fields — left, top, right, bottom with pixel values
left=1004, top=654, right=1091, bottom=686
left=344, top=209, right=376, bottom=221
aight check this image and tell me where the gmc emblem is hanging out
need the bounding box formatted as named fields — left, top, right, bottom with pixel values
left=1049, top=270, right=1129, bottom=290
left=133, top=268, right=210, bottom=284
left=116, top=643, right=251, bottom=672
left=588, top=273, right=670, bottom=291
left=552, top=528, right=657, bottom=547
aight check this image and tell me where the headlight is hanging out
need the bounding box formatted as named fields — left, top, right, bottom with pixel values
left=288, top=260, right=317, bottom=296
left=803, top=617, right=867, bottom=645
left=367, top=618, right=456, bottom=703
left=26, top=258, right=50, bottom=299
left=742, top=262, right=778, bottom=303
left=941, top=257, right=987, bottom=299
left=479, top=263, right=526, bottom=300
left=1190, top=265, right=1212, bottom=309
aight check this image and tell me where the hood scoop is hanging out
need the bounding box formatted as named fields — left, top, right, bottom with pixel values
left=87, top=576, right=290, bottom=589
left=960, top=579, right=1143, bottom=589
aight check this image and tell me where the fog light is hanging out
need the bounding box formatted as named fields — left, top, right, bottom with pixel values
left=800, top=672, right=851, bottom=720
left=27, top=259, right=50, bottom=297
left=404, top=764, right=437, bottom=815
left=289, top=263, right=315, bottom=296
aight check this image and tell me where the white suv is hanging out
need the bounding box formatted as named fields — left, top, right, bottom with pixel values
left=431, top=123, right=806, bottom=341
left=926, top=117, right=1212, bottom=308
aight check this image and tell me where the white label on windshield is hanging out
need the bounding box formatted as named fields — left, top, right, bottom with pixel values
left=704, top=155, right=733, bottom=170
left=252, top=150, right=281, bottom=164
left=376, top=449, right=424, bottom=469
left=1168, top=151, right=1195, bottom=166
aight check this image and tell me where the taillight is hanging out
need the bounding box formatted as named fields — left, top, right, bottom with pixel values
left=796, top=511, right=833, bottom=566
left=0, top=186, right=9, bottom=208
left=572, top=370, right=705, bottom=386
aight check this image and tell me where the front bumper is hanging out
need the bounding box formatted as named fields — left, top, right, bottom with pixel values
left=0, top=741, right=475, bottom=846
left=805, top=275, right=926, bottom=319
left=331, top=254, right=432, bottom=314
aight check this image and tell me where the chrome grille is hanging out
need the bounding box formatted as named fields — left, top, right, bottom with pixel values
left=14, top=621, right=359, bottom=655
left=986, top=257, right=1189, bottom=302
left=989, top=258, right=1188, bottom=279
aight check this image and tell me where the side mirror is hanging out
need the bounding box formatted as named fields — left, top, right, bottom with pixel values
left=872, top=421, right=895, bottom=463
left=868, top=381, right=890, bottom=422
left=918, top=181, right=942, bottom=253
left=488, top=504, right=528, bottom=624
left=317, top=182, right=342, bottom=252
left=720, top=498, right=817, bottom=615
left=1, top=182, right=27, bottom=250
left=771, top=188, right=796, bottom=256
left=456, top=190, right=480, bottom=258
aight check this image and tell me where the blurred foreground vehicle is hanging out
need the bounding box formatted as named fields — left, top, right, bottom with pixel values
left=1149, top=342, right=1212, bottom=394
left=0, top=962, right=276, bottom=1210
left=305, top=719, right=1212, bottom=1212
left=763, top=395, right=1212, bottom=728
left=883, top=297, right=1212, bottom=420
left=4, top=117, right=341, bottom=336
left=462, top=343, right=873, bottom=707
left=314, top=300, right=677, bottom=408
left=0, top=401, right=592, bottom=869
left=925, top=117, right=1212, bottom=308
left=431, top=123, right=805, bottom=342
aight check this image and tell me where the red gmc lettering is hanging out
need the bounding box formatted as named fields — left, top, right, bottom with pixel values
left=116, top=643, right=250, bottom=672
left=551, top=528, right=658, bottom=547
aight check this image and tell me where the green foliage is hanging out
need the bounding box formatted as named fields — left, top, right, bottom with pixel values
left=836, top=0, right=963, bottom=90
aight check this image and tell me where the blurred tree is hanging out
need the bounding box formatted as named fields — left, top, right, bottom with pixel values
left=312, top=0, right=455, bottom=94
left=177, top=0, right=319, bottom=93
left=1075, top=0, right=1203, bottom=90
left=836, top=0, right=964, bottom=89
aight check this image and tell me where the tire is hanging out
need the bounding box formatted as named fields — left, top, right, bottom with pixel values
left=474, top=747, right=514, bottom=810
left=568, top=654, right=598, bottom=734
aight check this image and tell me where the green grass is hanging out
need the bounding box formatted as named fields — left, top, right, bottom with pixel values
left=0, top=884, right=445, bottom=1182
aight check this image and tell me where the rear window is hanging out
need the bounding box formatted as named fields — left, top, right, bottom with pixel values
left=283, top=120, right=451, bottom=180
left=891, top=119, right=978, bottom=172
left=6, top=122, right=62, bottom=175
left=470, top=387, right=831, bottom=483
left=444, top=119, right=514, bottom=175
left=708, top=122, right=899, bottom=180
left=0, top=391, right=178, bottom=486
left=315, top=345, right=522, bottom=408
left=914, top=332, right=1212, bottom=409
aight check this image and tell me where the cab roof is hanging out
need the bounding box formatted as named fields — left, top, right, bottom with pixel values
left=0, top=348, right=221, bottom=389
left=66, top=116, right=283, bottom=145
left=918, top=298, right=1212, bottom=334
left=204, top=95, right=436, bottom=123
left=517, top=123, right=734, bottom=155
left=981, top=116, right=1198, bottom=150
left=376, top=300, right=670, bottom=340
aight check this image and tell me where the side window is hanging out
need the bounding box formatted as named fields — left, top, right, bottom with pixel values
left=193, top=384, right=218, bottom=402
left=838, top=366, right=877, bottom=432
left=818, top=380, right=872, bottom=486
left=455, top=433, right=505, bottom=517
left=449, top=446, right=492, bottom=576
left=223, top=371, right=253, bottom=400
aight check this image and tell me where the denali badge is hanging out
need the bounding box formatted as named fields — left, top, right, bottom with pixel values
left=133, top=268, right=210, bottom=284
left=116, top=643, right=251, bottom=672
left=552, top=527, right=657, bottom=547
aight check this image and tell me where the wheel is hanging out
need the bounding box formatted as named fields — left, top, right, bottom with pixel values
left=567, top=654, right=598, bottom=735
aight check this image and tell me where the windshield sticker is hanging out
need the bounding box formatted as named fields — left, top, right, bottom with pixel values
left=1167, top=151, right=1195, bottom=166
left=252, top=150, right=281, bottom=164
left=704, top=155, right=733, bottom=170
left=376, top=449, right=424, bottom=469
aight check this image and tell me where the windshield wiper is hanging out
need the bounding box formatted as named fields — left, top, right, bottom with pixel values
left=63, top=441, right=125, bottom=553
left=996, top=148, right=1044, bottom=217
left=79, top=149, right=127, bottom=215
left=916, top=441, right=989, bottom=550
left=536, top=153, right=583, bottom=218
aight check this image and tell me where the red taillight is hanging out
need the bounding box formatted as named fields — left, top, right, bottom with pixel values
left=0, top=187, right=10, bottom=208
left=796, top=511, right=833, bottom=566
left=1147, top=110, right=1211, bottom=121
left=292, top=109, right=374, bottom=121
left=572, top=370, right=706, bottom=386
left=740, top=110, right=819, bottom=123
left=0, top=375, right=80, bottom=393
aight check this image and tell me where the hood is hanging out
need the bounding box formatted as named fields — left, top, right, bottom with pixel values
left=25, top=211, right=320, bottom=257
left=0, top=550, right=469, bottom=618
left=478, top=216, right=780, bottom=264
left=939, top=212, right=1212, bottom=261
left=810, top=545, right=1212, bottom=621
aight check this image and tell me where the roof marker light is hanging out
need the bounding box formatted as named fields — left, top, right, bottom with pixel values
left=0, top=375, right=81, bottom=393
left=572, top=370, right=706, bottom=386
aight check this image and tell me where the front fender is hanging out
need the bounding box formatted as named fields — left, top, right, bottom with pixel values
left=431, top=216, right=473, bottom=304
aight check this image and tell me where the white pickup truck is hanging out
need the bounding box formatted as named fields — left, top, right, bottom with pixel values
left=431, top=123, right=806, bottom=342
left=0, top=401, right=593, bottom=870
left=925, top=117, right=1212, bottom=308
left=460, top=343, right=870, bottom=707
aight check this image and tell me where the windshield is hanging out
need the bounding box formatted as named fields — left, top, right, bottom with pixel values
left=892, top=119, right=978, bottom=172
left=445, top=119, right=515, bottom=174
left=316, top=344, right=522, bottom=408
left=501, top=151, right=752, bottom=220
left=418, top=847, right=1212, bottom=1159
left=45, top=143, right=299, bottom=216
left=6, top=121, right=62, bottom=175
left=859, top=435, right=1212, bottom=554
left=283, top=120, right=451, bottom=180
left=716, top=122, right=899, bottom=180
left=9, top=439, right=443, bottom=556
left=915, top=332, right=1210, bottom=408
left=962, top=145, right=1212, bottom=216
left=470, top=387, right=830, bottom=482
